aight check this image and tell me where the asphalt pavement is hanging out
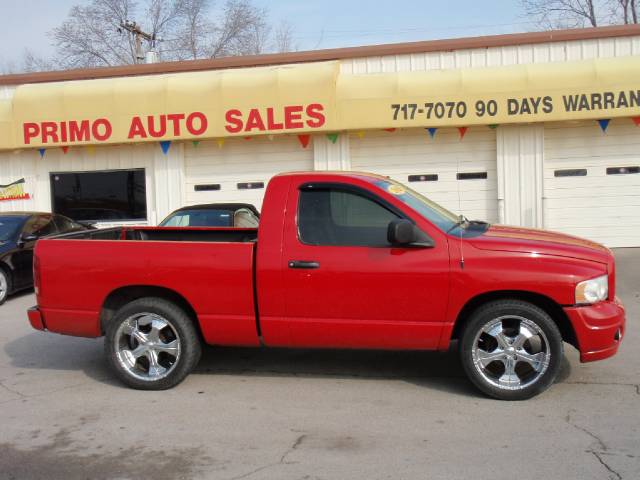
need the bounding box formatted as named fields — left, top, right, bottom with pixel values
left=0, top=249, right=638, bottom=480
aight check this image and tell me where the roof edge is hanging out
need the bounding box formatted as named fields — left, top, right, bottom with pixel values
left=1, top=24, right=639, bottom=86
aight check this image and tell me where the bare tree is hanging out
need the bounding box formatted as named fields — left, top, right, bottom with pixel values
left=274, top=20, right=296, bottom=53
left=42, top=0, right=285, bottom=71
left=522, top=0, right=601, bottom=28
left=608, top=0, right=638, bottom=22
left=522, top=0, right=637, bottom=27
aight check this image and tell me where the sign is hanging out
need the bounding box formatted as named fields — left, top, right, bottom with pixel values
left=1, top=56, right=639, bottom=150
left=0, top=178, right=30, bottom=201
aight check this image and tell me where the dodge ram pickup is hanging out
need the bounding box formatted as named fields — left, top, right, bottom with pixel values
left=27, top=172, right=626, bottom=400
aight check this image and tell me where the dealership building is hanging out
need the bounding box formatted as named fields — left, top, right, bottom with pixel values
left=0, top=25, right=639, bottom=247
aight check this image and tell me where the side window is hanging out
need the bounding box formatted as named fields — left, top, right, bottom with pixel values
left=298, top=188, right=400, bottom=247
left=54, top=215, right=83, bottom=232
left=23, top=215, right=57, bottom=237
left=234, top=208, right=259, bottom=228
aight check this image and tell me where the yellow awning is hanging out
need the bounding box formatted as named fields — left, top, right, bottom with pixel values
left=1, top=56, right=639, bottom=150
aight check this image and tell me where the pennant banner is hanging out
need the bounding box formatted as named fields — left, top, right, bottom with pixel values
left=488, top=124, right=499, bottom=130
left=159, top=140, right=172, bottom=154
left=216, top=138, right=225, bottom=149
left=85, top=145, right=96, bottom=155
left=427, top=128, right=437, bottom=139
left=458, top=127, right=468, bottom=139
left=383, top=128, right=396, bottom=133
left=632, top=116, right=640, bottom=127
left=327, top=133, right=339, bottom=144
left=61, top=146, right=69, bottom=154
left=38, top=148, right=45, bottom=158
left=356, top=130, right=366, bottom=139
left=192, top=140, right=200, bottom=147
left=597, top=119, right=610, bottom=132
left=298, top=134, right=311, bottom=148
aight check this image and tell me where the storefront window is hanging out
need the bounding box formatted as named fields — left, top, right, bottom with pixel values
left=50, top=169, right=147, bottom=222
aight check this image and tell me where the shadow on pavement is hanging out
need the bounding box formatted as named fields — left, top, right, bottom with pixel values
left=4, top=331, right=573, bottom=397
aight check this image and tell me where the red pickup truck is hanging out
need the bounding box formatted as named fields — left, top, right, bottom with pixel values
left=27, top=172, right=625, bottom=400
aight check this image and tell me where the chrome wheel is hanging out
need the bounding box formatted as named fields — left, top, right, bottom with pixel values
left=114, top=312, right=181, bottom=382
left=471, top=315, right=550, bottom=391
left=0, top=271, right=7, bottom=303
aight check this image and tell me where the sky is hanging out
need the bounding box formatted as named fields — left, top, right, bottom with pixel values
left=0, top=0, right=531, bottom=70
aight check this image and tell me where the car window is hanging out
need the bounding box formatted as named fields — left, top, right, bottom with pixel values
left=234, top=208, right=259, bottom=228
left=54, top=215, right=84, bottom=232
left=23, top=215, right=57, bottom=238
left=161, top=209, right=234, bottom=227
left=298, top=188, right=400, bottom=247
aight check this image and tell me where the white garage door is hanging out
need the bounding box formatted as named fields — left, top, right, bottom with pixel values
left=544, top=120, right=640, bottom=248
left=185, top=136, right=313, bottom=210
left=350, top=128, right=498, bottom=223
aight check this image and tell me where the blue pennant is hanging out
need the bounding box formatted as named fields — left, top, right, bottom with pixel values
left=159, top=140, right=172, bottom=154
left=38, top=148, right=46, bottom=158
left=427, top=128, right=437, bottom=139
left=597, top=119, right=610, bottom=133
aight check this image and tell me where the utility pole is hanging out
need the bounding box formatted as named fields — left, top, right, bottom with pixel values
left=119, top=20, right=158, bottom=64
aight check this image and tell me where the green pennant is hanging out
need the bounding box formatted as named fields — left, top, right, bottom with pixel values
left=488, top=124, right=499, bottom=130
left=327, top=133, right=339, bottom=144
left=192, top=141, right=200, bottom=147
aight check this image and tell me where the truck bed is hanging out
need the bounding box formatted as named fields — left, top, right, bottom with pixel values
left=34, top=226, right=260, bottom=346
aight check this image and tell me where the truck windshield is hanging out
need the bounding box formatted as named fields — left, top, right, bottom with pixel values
left=372, top=179, right=460, bottom=233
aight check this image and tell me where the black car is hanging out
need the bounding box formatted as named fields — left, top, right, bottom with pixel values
left=159, top=203, right=260, bottom=228
left=0, top=212, right=89, bottom=304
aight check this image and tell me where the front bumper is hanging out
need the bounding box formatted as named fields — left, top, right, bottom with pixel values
left=563, top=296, right=626, bottom=363
left=27, top=306, right=46, bottom=331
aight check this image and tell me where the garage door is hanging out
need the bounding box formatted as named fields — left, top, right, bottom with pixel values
left=544, top=120, right=640, bottom=248
left=350, top=128, right=498, bottom=223
left=185, top=136, right=313, bottom=210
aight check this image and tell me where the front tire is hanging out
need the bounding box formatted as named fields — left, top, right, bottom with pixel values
left=105, top=297, right=202, bottom=390
left=459, top=300, right=563, bottom=400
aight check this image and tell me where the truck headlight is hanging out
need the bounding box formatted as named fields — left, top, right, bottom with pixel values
left=575, top=275, right=608, bottom=305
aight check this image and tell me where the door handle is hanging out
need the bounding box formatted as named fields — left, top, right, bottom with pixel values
left=288, top=260, right=320, bottom=269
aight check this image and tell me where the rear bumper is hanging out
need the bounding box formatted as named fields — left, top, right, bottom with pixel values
left=28, top=306, right=46, bottom=331
left=563, top=297, right=626, bottom=363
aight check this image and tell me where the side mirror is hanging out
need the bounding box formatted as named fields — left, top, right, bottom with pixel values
left=18, top=233, right=38, bottom=246
left=387, top=219, right=434, bottom=247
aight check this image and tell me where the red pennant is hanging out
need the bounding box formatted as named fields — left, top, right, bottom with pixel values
left=61, top=146, right=69, bottom=154
left=383, top=128, right=396, bottom=133
left=458, top=127, right=468, bottom=140
left=244, top=136, right=252, bottom=140
left=632, top=116, right=640, bottom=127
left=297, top=134, right=311, bottom=148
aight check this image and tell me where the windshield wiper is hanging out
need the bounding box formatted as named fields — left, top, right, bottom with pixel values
left=446, top=214, right=469, bottom=234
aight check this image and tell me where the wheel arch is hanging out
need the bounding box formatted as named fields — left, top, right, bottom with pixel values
left=450, top=290, right=578, bottom=349
left=100, top=285, right=202, bottom=338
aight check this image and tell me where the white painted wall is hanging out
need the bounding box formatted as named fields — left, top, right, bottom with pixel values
left=497, top=124, right=544, bottom=228
left=340, top=36, right=640, bottom=74
left=0, top=143, right=185, bottom=226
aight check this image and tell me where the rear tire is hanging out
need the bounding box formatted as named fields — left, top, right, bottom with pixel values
left=459, top=299, right=563, bottom=400
left=105, top=297, right=201, bottom=390
left=0, top=267, right=11, bottom=305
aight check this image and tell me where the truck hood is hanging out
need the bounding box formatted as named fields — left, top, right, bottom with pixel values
left=468, top=224, right=611, bottom=264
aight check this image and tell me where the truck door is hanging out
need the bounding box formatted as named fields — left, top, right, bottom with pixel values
left=280, top=181, right=450, bottom=350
